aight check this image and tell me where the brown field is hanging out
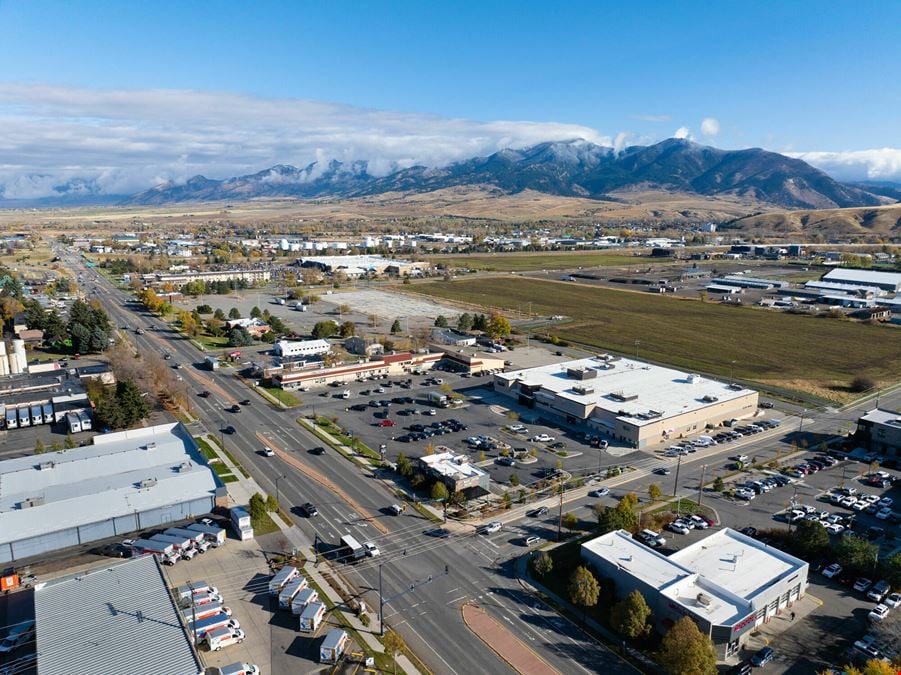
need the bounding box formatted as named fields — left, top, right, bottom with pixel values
left=411, top=276, right=901, bottom=401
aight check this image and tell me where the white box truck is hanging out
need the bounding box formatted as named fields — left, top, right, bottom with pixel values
left=164, top=528, right=210, bottom=552
left=186, top=613, right=240, bottom=644
left=182, top=602, right=230, bottom=623
left=176, top=582, right=219, bottom=602
left=299, top=601, right=326, bottom=633
left=340, top=534, right=365, bottom=561
left=206, top=627, right=245, bottom=651
left=230, top=506, right=253, bottom=540
left=320, top=628, right=349, bottom=664
left=268, top=565, right=299, bottom=596
left=133, top=538, right=178, bottom=565
left=66, top=411, right=82, bottom=433
left=291, top=587, right=319, bottom=615
left=29, top=404, right=43, bottom=426
left=278, top=577, right=308, bottom=610
left=77, top=409, right=92, bottom=430
left=186, top=522, right=227, bottom=546
left=180, top=591, right=222, bottom=609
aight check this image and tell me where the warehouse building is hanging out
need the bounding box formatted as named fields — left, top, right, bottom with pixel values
left=582, top=529, right=808, bottom=659
left=820, top=268, right=901, bottom=293
left=0, top=422, right=220, bottom=563
left=855, top=408, right=901, bottom=456
left=298, top=254, right=429, bottom=276
left=274, top=351, right=441, bottom=389
left=273, top=338, right=332, bottom=358
left=35, top=554, right=203, bottom=675
left=494, top=356, right=758, bottom=448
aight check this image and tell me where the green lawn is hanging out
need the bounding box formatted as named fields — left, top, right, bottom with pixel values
left=413, top=277, right=901, bottom=399
left=251, top=511, right=281, bottom=536
left=427, top=251, right=672, bottom=272
left=311, top=417, right=381, bottom=460
left=259, top=385, right=300, bottom=407
left=194, top=333, right=231, bottom=349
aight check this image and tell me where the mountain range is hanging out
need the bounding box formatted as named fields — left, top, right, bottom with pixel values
left=2, top=139, right=893, bottom=211
left=120, top=139, right=886, bottom=210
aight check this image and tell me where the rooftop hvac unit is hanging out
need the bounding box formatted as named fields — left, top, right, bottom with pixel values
left=177, top=462, right=192, bottom=473
left=701, top=395, right=719, bottom=403
left=38, top=461, right=56, bottom=471
left=19, top=496, right=45, bottom=509
left=139, top=478, right=158, bottom=489
left=687, top=374, right=702, bottom=384
left=696, top=593, right=712, bottom=607
left=145, top=442, right=157, bottom=450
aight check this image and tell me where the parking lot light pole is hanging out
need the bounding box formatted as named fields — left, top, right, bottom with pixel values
left=673, top=452, right=683, bottom=499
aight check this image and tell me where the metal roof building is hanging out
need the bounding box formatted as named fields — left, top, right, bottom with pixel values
left=821, top=268, right=901, bottom=293
left=35, top=554, right=202, bottom=675
left=0, top=422, right=219, bottom=564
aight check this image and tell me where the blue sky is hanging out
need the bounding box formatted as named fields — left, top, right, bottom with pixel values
left=1, top=0, right=900, bottom=196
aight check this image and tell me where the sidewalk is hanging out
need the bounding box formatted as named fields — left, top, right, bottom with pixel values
left=269, top=512, right=422, bottom=675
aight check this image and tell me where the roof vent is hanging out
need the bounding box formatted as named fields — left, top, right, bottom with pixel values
left=38, top=461, right=56, bottom=471
left=145, top=442, right=157, bottom=450
left=701, top=395, right=719, bottom=403
left=687, top=374, right=702, bottom=384
left=177, top=462, right=192, bottom=473
left=139, top=478, right=158, bottom=489
left=697, top=592, right=712, bottom=607
left=19, top=496, right=45, bottom=509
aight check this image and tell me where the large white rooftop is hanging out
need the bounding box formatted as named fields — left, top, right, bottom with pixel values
left=419, top=450, right=487, bottom=481
left=822, top=268, right=901, bottom=290
left=860, top=407, right=901, bottom=426
left=497, top=356, right=755, bottom=426
left=0, top=423, right=218, bottom=545
left=300, top=254, right=418, bottom=270
left=670, top=529, right=805, bottom=602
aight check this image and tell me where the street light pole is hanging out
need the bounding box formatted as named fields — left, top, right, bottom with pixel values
left=275, top=474, right=286, bottom=509
left=379, top=563, right=384, bottom=636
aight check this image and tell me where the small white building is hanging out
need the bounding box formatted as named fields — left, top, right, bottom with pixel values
left=274, top=339, right=331, bottom=358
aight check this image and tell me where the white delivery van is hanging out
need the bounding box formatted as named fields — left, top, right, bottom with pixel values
left=299, top=601, right=326, bottom=633
left=176, top=581, right=219, bottom=602
left=218, top=663, right=260, bottom=675
left=206, top=627, right=245, bottom=651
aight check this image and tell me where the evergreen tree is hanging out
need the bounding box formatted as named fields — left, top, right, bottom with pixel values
left=390, top=319, right=402, bottom=334
left=434, top=315, right=448, bottom=328
left=456, top=312, right=474, bottom=331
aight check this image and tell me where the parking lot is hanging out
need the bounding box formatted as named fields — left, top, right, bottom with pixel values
left=633, top=451, right=901, bottom=673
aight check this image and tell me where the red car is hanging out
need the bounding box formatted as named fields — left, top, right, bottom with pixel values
left=378, top=419, right=396, bottom=427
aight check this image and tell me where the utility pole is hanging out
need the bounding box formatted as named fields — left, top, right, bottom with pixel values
left=697, top=464, right=707, bottom=507
left=188, top=580, right=197, bottom=646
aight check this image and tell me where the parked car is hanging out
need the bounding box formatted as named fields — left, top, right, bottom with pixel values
left=853, top=578, right=873, bottom=593
left=883, top=592, right=901, bottom=609
left=525, top=536, right=541, bottom=547
left=868, top=604, right=890, bottom=622
left=822, top=563, right=842, bottom=578
left=530, top=434, right=555, bottom=443
left=750, top=647, right=775, bottom=667
left=378, top=419, right=396, bottom=427
left=668, top=521, right=690, bottom=535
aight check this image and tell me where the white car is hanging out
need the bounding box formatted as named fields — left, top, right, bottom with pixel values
left=825, top=523, right=845, bottom=535
left=588, top=488, right=610, bottom=497
left=262, top=446, right=275, bottom=457
left=863, top=494, right=880, bottom=504
left=883, top=593, right=901, bottom=609
left=852, top=500, right=868, bottom=512
left=868, top=604, right=890, bottom=622
left=822, top=563, right=842, bottom=578
left=840, top=496, right=857, bottom=508
left=363, top=542, right=380, bottom=557
left=689, top=515, right=709, bottom=529
left=508, top=424, right=528, bottom=434
left=530, top=434, right=555, bottom=443
left=667, top=521, right=690, bottom=535
left=484, top=520, right=503, bottom=534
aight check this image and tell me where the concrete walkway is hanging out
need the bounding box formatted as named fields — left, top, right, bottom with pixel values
left=740, top=592, right=823, bottom=657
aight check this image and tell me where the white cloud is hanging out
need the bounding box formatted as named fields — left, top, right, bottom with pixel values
left=634, top=114, right=671, bottom=123
left=673, top=126, right=691, bottom=140
left=0, top=83, right=615, bottom=198
left=700, top=117, right=720, bottom=137
left=789, top=148, right=901, bottom=182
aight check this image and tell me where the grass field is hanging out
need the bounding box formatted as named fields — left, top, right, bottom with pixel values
left=413, top=277, right=901, bottom=399
left=427, top=251, right=674, bottom=272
